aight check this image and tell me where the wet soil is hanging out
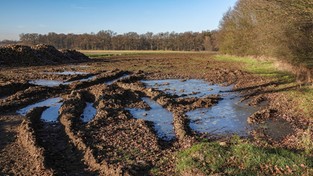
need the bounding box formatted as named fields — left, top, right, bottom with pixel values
left=0, top=114, right=44, bottom=175
left=36, top=122, right=97, bottom=175
left=0, top=52, right=309, bottom=175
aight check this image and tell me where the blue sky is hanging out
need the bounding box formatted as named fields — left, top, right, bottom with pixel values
left=0, top=0, right=237, bottom=40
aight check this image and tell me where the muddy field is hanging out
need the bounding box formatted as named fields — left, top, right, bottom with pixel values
left=0, top=52, right=310, bottom=175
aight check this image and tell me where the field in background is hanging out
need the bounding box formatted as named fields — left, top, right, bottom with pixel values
left=80, top=50, right=216, bottom=57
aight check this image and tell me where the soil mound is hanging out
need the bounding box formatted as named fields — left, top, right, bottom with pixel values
left=0, top=44, right=90, bottom=66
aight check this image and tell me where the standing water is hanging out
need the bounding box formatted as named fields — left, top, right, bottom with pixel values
left=29, top=75, right=96, bottom=87
left=81, top=102, right=97, bottom=123
left=29, top=80, right=64, bottom=87
left=17, top=97, right=62, bottom=122
left=142, top=79, right=258, bottom=136
left=43, top=71, right=88, bottom=75
left=105, top=74, right=130, bottom=85
left=127, top=97, right=175, bottom=141
left=142, top=79, right=231, bottom=98
left=186, top=94, right=257, bottom=136
left=29, top=71, right=89, bottom=87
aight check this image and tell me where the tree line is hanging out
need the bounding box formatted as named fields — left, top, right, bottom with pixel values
left=16, top=30, right=218, bottom=51
left=218, top=0, right=313, bottom=66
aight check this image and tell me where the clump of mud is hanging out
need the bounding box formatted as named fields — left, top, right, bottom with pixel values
left=0, top=44, right=90, bottom=66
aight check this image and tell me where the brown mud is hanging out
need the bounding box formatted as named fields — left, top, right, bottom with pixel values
left=0, top=52, right=309, bottom=175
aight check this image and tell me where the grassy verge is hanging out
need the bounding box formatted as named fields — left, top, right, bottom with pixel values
left=214, top=55, right=313, bottom=115
left=176, top=137, right=313, bottom=175
left=214, top=55, right=294, bottom=81
left=289, top=88, right=313, bottom=115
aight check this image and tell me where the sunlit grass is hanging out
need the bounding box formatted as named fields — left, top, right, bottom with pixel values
left=214, top=55, right=295, bottom=82
left=176, top=137, right=313, bottom=175
left=289, top=88, right=313, bottom=115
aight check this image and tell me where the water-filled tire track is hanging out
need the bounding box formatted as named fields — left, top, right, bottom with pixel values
left=59, top=91, right=129, bottom=175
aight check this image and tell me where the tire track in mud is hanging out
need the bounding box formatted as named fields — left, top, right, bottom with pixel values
left=0, top=69, right=130, bottom=113
left=58, top=81, right=172, bottom=175
left=0, top=86, right=62, bottom=112
left=0, top=113, right=50, bottom=175
left=59, top=91, right=129, bottom=175
left=18, top=107, right=55, bottom=175
left=19, top=106, right=97, bottom=175
left=37, top=121, right=97, bottom=175
left=0, top=82, right=32, bottom=98
left=116, top=77, right=196, bottom=147
left=69, top=70, right=130, bottom=90
left=7, top=70, right=139, bottom=175
left=11, top=70, right=218, bottom=175
left=116, top=74, right=223, bottom=147
left=86, top=84, right=163, bottom=175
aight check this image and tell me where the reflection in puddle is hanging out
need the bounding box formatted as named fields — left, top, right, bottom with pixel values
left=43, top=71, right=88, bottom=75
left=186, top=95, right=257, bottom=136
left=17, top=97, right=62, bottom=122
left=41, top=103, right=62, bottom=122
left=106, top=74, right=130, bottom=85
left=142, top=79, right=232, bottom=98
left=127, top=97, right=175, bottom=141
left=81, top=102, right=97, bottom=122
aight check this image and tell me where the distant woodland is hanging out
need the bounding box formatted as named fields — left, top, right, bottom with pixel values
left=14, top=31, right=219, bottom=51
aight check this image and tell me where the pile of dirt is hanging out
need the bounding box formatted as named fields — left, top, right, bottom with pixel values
left=0, top=44, right=90, bottom=66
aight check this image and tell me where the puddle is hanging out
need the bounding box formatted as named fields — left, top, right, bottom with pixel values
left=16, top=97, right=62, bottom=122
left=143, top=79, right=259, bottom=136
left=106, top=74, right=130, bottom=85
left=41, top=103, right=62, bottom=122
left=142, top=79, right=231, bottom=98
left=29, top=79, right=64, bottom=87
left=75, top=75, right=97, bottom=82
left=81, top=102, right=97, bottom=122
left=127, top=97, right=175, bottom=141
left=43, top=71, right=88, bottom=75
left=29, top=75, right=97, bottom=87
left=186, top=95, right=257, bottom=136
left=30, top=72, right=129, bottom=87
left=17, top=97, right=62, bottom=122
